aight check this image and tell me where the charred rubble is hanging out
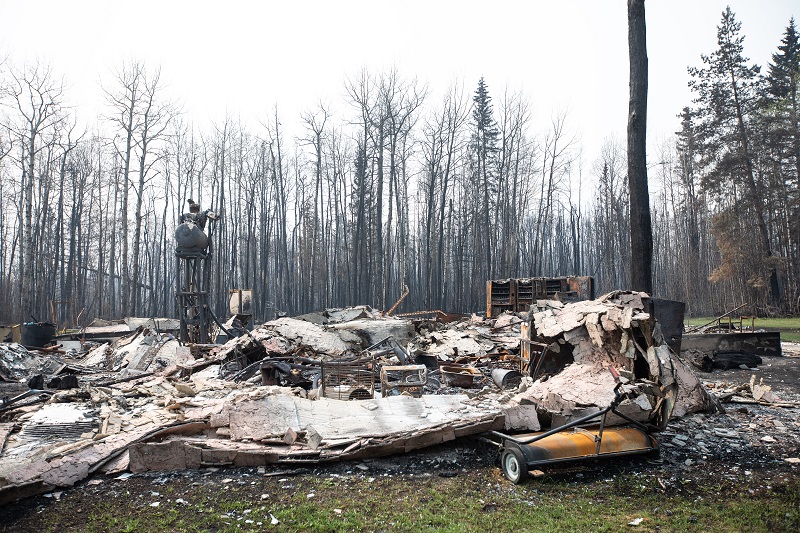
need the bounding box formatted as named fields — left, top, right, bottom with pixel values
left=0, top=291, right=775, bottom=503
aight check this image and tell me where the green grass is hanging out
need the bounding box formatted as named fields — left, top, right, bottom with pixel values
left=18, top=467, right=800, bottom=533
left=685, top=316, right=800, bottom=342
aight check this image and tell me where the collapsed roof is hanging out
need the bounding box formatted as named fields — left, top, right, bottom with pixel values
left=0, top=293, right=714, bottom=504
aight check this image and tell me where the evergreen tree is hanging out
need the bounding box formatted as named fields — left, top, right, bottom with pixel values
left=764, top=18, right=800, bottom=186
left=764, top=17, right=800, bottom=304
left=472, top=78, right=499, bottom=153
left=688, top=7, right=762, bottom=178
left=767, top=18, right=800, bottom=101
left=689, top=7, right=780, bottom=304
left=471, top=77, right=499, bottom=280
left=675, top=107, right=701, bottom=252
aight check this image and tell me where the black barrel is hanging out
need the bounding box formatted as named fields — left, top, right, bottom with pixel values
left=174, top=222, right=209, bottom=252
left=20, top=322, right=56, bottom=348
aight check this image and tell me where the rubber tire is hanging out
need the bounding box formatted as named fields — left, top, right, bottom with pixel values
left=501, top=446, right=528, bottom=484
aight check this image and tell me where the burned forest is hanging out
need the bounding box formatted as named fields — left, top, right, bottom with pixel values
left=1, top=4, right=800, bottom=530
left=0, top=10, right=798, bottom=322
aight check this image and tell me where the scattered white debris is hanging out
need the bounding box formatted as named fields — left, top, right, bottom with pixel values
left=0, top=297, right=736, bottom=504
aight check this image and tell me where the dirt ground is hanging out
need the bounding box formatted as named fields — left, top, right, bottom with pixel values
left=698, top=345, right=800, bottom=403
left=2, top=348, right=799, bottom=531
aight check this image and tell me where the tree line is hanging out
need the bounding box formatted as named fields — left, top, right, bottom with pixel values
left=0, top=7, right=797, bottom=326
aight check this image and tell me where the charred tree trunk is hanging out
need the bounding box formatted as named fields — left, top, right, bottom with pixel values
left=627, top=0, right=653, bottom=294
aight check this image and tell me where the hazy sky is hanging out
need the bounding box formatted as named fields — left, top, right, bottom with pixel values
left=0, top=0, right=796, bottom=167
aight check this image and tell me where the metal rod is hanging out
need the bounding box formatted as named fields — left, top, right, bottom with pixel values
left=386, top=284, right=409, bottom=316
left=596, top=409, right=608, bottom=455
left=490, top=403, right=615, bottom=446
left=685, top=303, right=747, bottom=333
left=206, top=306, right=234, bottom=339
left=0, top=389, right=54, bottom=412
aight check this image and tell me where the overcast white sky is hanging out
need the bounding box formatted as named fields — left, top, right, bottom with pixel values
left=0, top=0, right=797, bottom=168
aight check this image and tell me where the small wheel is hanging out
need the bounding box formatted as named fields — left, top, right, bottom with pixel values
left=501, top=446, right=528, bottom=484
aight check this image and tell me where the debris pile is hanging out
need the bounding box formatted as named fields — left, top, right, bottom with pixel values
left=0, top=343, right=69, bottom=383
left=704, top=374, right=800, bottom=407
left=0, top=293, right=725, bottom=503
left=514, top=291, right=715, bottom=426
left=661, top=406, right=800, bottom=468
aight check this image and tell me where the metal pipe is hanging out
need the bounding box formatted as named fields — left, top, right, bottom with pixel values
left=490, top=403, right=615, bottom=445
left=386, top=284, right=410, bottom=316
left=685, top=303, right=747, bottom=333
left=206, top=306, right=234, bottom=339
left=364, top=337, right=393, bottom=351
left=0, top=389, right=54, bottom=411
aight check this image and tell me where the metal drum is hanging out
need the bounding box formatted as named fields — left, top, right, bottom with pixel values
left=20, top=322, right=56, bottom=348
left=174, top=222, right=208, bottom=252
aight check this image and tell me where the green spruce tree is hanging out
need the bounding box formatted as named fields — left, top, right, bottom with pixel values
left=471, top=77, right=499, bottom=280
left=767, top=18, right=800, bottom=101
left=764, top=17, right=800, bottom=307
left=689, top=6, right=780, bottom=304
left=765, top=17, right=800, bottom=193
